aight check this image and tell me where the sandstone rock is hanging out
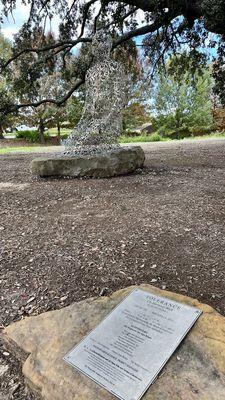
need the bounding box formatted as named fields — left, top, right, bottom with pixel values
left=30, top=146, right=145, bottom=178
left=2, top=284, right=225, bottom=400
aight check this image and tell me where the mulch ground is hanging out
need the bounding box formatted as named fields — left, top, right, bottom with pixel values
left=0, top=138, right=225, bottom=399
left=0, top=139, right=36, bottom=148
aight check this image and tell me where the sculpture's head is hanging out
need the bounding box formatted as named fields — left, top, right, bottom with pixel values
left=92, top=29, right=113, bottom=60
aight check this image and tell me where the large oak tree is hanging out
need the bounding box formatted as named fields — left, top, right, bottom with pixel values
left=0, top=0, right=224, bottom=113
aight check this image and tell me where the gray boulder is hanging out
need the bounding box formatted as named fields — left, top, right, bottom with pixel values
left=31, top=146, right=145, bottom=178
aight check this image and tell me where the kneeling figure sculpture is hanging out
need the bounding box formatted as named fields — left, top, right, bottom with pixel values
left=65, top=30, right=127, bottom=155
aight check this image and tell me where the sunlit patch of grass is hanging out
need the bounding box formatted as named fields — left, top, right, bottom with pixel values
left=120, top=132, right=225, bottom=143
left=47, top=128, right=72, bottom=136
left=185, top=133, right=225, bottom=140
left=119, top=133, right=168, bottom=143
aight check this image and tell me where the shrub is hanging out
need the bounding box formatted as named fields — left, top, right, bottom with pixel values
left=156, top=125, right=190, bottom=139
left=156, top=123, right=218, bottom=139
left=16, top=130, right=49, bottom=143
left=123, top=130, right=142, bottom=137
left=189, top=125, right=214, bottom=136
left=60, top=133, right=69, bottom=140
left=149, top=132, right=162, bottom=142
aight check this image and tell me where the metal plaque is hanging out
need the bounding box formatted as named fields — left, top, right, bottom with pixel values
left=64, top=289, right=202, bottom=400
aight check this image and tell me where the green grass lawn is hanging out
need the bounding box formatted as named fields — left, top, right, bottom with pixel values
left=185, top=132, right=225, bottom=140
left=0, top=146, right=46, bottom=154
left=4, top=127, right=72, bottom=137
left=120, top=132, right=225, bottom=143
left=1, top=131, right=225, bottom=155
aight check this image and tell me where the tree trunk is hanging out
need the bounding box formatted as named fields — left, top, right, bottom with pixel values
left=57, top=119, right=61, bottom=139
left=0, top=124, right=4, bottom=139
left=39, top=118, right=45, bottom=144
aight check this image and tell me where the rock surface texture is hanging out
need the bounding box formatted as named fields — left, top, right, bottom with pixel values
left=2, top=284, right=225, bottom=400
left=31, top=146, right=145, bottom=178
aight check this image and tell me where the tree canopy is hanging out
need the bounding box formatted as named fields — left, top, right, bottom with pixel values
left=0, top=0, right=224, bottom=112
left=0, top=33, right=17, bottom=136
left=152, top=59, right=214, bottom=138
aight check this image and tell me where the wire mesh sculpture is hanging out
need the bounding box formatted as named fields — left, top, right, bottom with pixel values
left=64, top=30, right=127, bottom=156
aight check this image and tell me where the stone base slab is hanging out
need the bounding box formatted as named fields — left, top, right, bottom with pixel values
left=30, top=146, right=145, bottom=178
left=2, top=284, right=225, bottom=400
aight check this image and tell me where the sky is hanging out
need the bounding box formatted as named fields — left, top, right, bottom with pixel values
left=0, top=1, right=59, bottom=40
left=1, top=5, right=27, bottom=40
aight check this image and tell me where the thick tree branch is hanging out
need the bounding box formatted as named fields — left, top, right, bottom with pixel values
left=108, top=6, right=138, bottom=30
left=1, top=37, right=91, bottom=70
left=79, top=0, right=99, bottom=38
left=111, top=0, right=168, bottom=13
left=2, top=78, right=85, bottom=113
left=93, top=5, right=102, bottom=33
left=113, top=20, right=164, bottom=47
left=113, top=0, right=203, bottom=27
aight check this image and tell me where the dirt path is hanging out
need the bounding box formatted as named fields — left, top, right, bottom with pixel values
left=1, top=138, right=225, bottom=398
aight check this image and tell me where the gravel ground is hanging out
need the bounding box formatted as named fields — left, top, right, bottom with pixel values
left=1, top=138, right=225, bottom=398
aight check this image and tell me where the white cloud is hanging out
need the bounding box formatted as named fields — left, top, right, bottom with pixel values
left=135, top=9, right=148, bottom=26
left=1, top=26, right=19, bottom=41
